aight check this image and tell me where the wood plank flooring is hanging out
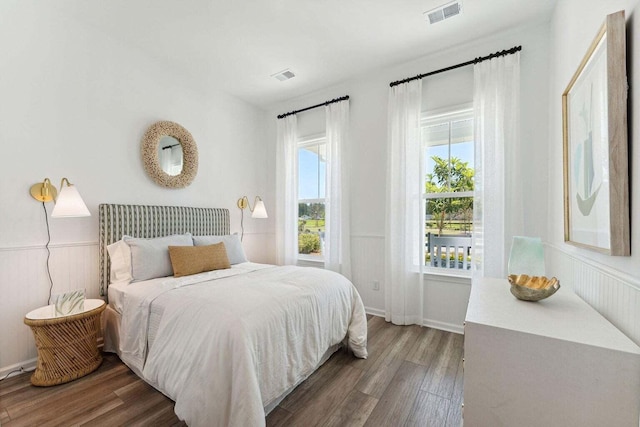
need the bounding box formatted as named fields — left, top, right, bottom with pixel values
left=0, top=316, right=463, bottom=426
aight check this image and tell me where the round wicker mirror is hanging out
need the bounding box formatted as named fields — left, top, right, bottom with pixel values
left=141, top=121, right=198, bottom=188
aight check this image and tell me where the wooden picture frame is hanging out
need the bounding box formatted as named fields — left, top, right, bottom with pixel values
left=562, top=10, right=630, bottom=255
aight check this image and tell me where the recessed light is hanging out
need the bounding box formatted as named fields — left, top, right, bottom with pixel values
left=424, top=1, right=462, bottom=25
left=271, top=69, right=296, bottom=81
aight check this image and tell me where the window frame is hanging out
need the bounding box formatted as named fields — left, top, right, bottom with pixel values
left=421, top=104, right=474, bottom=277
left=297, top=134, right=327, bottom=262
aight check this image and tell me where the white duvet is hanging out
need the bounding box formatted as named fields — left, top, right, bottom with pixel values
left=116, top=263, right=367, bottom=426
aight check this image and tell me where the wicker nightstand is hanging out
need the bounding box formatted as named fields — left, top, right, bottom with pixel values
left=24, top=299, right=106, bottom=386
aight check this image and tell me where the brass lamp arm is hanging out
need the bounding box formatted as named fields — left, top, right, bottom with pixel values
left=237, top=195, right=263, bottom=213
left=30, top=177, right=78, bottom=203
left=30, top=178, right=58, bottom=202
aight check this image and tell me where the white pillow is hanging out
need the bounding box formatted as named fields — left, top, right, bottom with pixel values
left=192, top=234, right=248, bottom=265
left=123, top=233, right=193, bottom=282
left=107, top=240, right=132, bottom=284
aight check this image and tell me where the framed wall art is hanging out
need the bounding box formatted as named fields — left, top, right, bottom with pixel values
left=562, top=10, right=630, bottom=256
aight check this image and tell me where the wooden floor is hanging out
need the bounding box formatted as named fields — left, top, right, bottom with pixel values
left=0, top=355, right=186, bottom=427
left=0, top=316, right=463, bottom=426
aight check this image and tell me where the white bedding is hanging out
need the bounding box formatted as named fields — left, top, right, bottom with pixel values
left=106, top=280, right=128, bottom=314
left=113, top=262, right=368, bottom=426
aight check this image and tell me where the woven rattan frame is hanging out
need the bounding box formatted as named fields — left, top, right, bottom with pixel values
left=99, top=204, right=230, bottom=296
left=24, top=302, right=106, bottom=386
left=142, top=120, right=198, bottom=188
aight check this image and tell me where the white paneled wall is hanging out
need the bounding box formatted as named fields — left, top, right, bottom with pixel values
left=0, top=242, right=100, bottom=377
left=546, top=244, right=640, bottom=345
left=2, top=233, right=471, bottom=376
left=0, top=232, right=274, bottom=376
left=350, top=235, right=470, bottom=332
left=350, top=235, right=386, bottom=316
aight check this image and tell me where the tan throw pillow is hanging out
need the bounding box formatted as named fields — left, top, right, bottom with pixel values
left=168, top=243, right=231, bottom=277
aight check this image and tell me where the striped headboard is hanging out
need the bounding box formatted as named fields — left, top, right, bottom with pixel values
left=99, top=204, right=230, bottom=296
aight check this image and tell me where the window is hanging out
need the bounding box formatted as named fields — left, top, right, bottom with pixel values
left=298, top=136, right=326, bottom=259
left=423, top=108, right=474, bottom=272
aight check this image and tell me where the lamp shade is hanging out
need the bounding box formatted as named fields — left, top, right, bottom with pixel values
left=251, top=200, right=268, bottom=219
left=51, top=184, right=90, bottom=218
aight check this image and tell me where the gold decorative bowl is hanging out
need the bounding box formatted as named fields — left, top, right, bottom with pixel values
left=508, top=274, right=560, bottom=301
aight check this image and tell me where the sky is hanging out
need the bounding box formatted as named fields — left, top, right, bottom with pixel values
left=298, top=148, right=325, bottom=200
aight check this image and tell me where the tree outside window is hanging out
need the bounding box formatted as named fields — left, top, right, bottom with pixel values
left=425, top=156, right=474, bottom=236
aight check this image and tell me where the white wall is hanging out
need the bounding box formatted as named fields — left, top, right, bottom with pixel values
left=0, top=4, right=272, bottom=374
left=266, top=22, right=551, bottom=332
left=546, top=0, right=640, bottom=345
left=11, top=0, right=638, bottom=381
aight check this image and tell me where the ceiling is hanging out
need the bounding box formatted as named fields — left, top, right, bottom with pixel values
left=54, top=0, right=557, bottom=108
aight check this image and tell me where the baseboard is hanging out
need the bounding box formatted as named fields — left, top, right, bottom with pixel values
left=423, top=318, right=464, bottom=335
left=365, top=307, right=385, bottom=318
left=1, top=337, right=105, bottom=381
left=0, top=358, right=37, bottom=380
left=365, top=307, right=465, bottom=335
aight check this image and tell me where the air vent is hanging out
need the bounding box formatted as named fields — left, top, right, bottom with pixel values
left=425, top=1, right=462, bottom=24
left=271, top=69, right=296, bottom=81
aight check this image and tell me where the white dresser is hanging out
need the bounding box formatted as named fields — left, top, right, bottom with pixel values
left=464, top=277, right=640, bottom=427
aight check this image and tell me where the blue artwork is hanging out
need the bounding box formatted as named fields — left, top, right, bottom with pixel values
left=574, top=85, right=601, bottom=216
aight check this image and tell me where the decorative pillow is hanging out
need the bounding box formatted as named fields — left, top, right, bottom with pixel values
left=168, top=243, right=231, bottom=277
left=123, top=233, right=193, bottom=282
left=107, top=240, right=133, bottom=284
left=192, top=234, right=248, bottom=264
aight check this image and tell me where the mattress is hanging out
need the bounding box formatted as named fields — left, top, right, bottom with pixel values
left=103, top=303, right=341, bottom=416
left=104, top=262, right=368, bottom=426
left=105, top=263, right=270, bottom=360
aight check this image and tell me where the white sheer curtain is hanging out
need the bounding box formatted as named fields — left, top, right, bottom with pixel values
left=385, top=80, right=424, bottom=326
left=275, top=115, right=299, bottom=265
left=324, top=100, right=352, bottom=279
left=472, top=52, right=522, bottom=278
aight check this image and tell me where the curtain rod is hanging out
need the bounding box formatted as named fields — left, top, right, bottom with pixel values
left=389, top=45, right=522, bottom=88
left=277, top=95, right=349, bottom=119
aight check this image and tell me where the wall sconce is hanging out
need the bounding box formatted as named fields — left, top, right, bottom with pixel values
left=29, top=177, right=90, bottom=304
left=30, top=178, right=90, bottom=217
left=237, top=196, right=268, bottom=219
left=237, top=196, right=268, bottom=240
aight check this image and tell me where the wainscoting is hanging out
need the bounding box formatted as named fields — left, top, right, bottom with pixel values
left=350, top=235, right=386, bottom=316
left=0, top=232, right=275, bottom=377
left=546, top=244, right=640, bottom=346
left=2, top=234, right=471, bottom=377
left=0, top=242, right=100, bottom=378
left=351, top=235, right=471, bottom=334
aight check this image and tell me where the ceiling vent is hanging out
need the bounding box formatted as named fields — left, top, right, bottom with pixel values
left=271, top=69, right=296, bottom=81
left=424, top=1, right=462, bottom=24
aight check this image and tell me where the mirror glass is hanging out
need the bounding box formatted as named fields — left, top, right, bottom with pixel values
left=158, top=136, right=183, bottom=176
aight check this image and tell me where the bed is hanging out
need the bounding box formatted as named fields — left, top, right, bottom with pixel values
left=98, top=204, right=368, bottom=426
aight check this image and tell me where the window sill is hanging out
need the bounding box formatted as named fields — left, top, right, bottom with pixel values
left=424, top=270, right=472, bottom=285
left=296, top=256, right=325, bottom=267
left=424, top=268, right=471, bottom=280
left=408, top=265, right=472, bottom=280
